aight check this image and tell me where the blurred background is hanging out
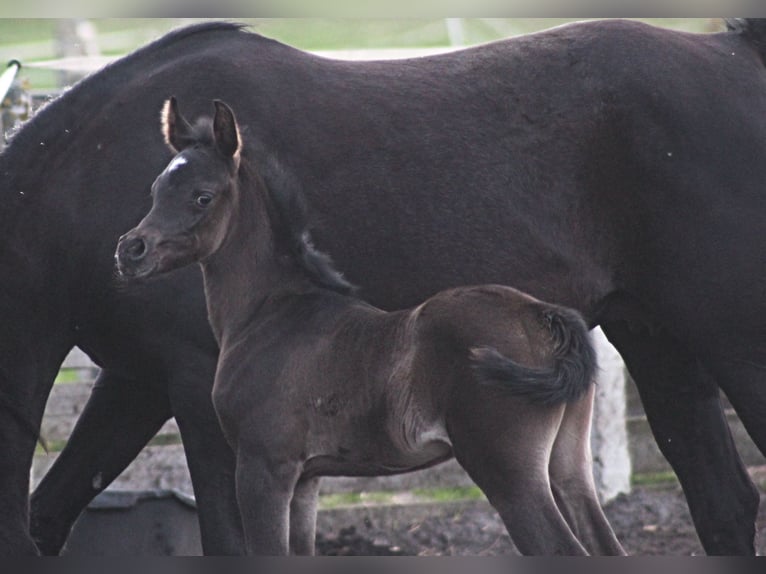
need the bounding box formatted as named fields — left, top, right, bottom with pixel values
left=0, top=18, right=724, bottom=91
left=0, top=18, right=723, bottom=145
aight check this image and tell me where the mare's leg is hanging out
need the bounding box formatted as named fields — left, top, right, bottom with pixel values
left=169, top=363, right=245, bottom=555
left=548, top=384, right=625, bottom=555
left=289, top=476, right=320, bottom=555
left=0, top=331, right=71, bottom=555
left=705, top=355, right=766, bottom=459
left=447, top=386, right=587, bottom=555
left=0, top=374, right=51, bottom=554
left=602, top=322, right=759, bottom=555
left=30, top=369, right=171, bottom=555
left=0, top=411, right=42, bottom=554
left=702, top=355, right=766, bottom=530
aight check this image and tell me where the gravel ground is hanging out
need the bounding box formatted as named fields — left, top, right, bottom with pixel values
left=315, top=467, right=766, bottom=556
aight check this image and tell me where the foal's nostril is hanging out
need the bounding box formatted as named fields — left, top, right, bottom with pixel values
left=124, top=237, right=147, bottom=261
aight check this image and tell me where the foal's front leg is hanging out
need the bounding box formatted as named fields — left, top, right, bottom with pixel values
left=289, top=477, right=321, bottom=555
left=234, top=449, right=301, bottom=555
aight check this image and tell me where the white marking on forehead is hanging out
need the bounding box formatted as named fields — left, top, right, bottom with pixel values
left=165, top=156, right=188, bottom=174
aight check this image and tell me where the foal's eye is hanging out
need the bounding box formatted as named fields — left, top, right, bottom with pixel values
left=195, top=193, right=214, bottom=208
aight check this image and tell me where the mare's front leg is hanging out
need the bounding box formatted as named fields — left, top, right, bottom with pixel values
left=548, top=384, right=625, bottom=555
left=602, top=322, right=759, bottom=555
left=0, top=325, right=71, bottom=555
left=31, top=369, right=171, bottom=555
left=0, top=370, right=53, bottom=555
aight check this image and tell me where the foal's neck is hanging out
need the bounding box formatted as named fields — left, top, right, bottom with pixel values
left=200, top=168, right=307, bottom=346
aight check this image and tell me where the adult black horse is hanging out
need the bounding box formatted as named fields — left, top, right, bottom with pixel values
left=0, top=19, right=763, bottom=555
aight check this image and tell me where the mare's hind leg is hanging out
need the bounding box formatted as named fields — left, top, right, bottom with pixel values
left=169, top=363, right=244, bottom=555
left=602, top=322, right=759, bottom=555
left=447, top=386, right=587, bottom=555
left=30, top=369, right=171, bottom=555
left=289, top=476, right=321, bottom=555
left=705, top=355, right=766, bottom=460
left=548, top=384, right=625, bottom=555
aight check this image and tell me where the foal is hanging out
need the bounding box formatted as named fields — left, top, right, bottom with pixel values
left=115, top=98, right=624, bottom=556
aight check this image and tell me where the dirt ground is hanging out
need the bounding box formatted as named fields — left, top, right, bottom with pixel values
left=315, top=467, right=766, bottom=556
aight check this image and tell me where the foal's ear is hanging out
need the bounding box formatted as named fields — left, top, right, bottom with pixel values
left=213, top=100, right=241, bottom=162
left=161, top=97, right=195, bottom=153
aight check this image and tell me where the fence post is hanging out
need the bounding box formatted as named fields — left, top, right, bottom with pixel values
left=590, top=327, right=632, bottom=502
left=54, top=19, right=100, bottom=87
left=0, top=61, right=29, bottom=148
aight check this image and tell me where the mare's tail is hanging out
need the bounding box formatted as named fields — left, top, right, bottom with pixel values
left=726, top=19, right=766, bottom=64
left=470, top=306, right=596, bottom=406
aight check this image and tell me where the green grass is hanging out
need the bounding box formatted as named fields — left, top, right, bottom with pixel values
left=147, top=433, right=182, bottom=447
left=53, top=368, right=81, bottom=384
left=319, top=490, right=404, bottom=509
left=319, top=491, right=365, bottom=508
left=412, top=485, right=485, bottom=502
left=34, top=438, right=67, bottom=454
left=319, top=485, right=485, bottom=509
left=0, top=19, right=57, bottom=45
left=631, top=471, right=679, bottom=487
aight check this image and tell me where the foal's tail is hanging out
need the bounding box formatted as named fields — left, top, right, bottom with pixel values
left=470, top=306, right=596, bottom=406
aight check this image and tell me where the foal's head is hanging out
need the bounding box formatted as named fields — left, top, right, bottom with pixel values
left=116, top=98, right=353, bottom=295
left=116, top=97, right=242, bottom=278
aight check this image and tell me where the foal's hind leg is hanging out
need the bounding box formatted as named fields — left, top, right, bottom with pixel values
left=447, top=388, right=587, bottom=555
left=548, top=385, right=625, bottom=555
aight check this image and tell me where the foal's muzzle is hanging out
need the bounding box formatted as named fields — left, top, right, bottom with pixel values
left=115, top=230, right=156, bottom=278
left=121, top=235, right=148, bottom=261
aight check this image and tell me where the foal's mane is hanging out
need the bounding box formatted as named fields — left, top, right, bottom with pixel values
left=231, top=129, right=356, bottom=296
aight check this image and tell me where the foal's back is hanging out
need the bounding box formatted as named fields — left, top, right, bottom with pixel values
left=413, top=284, right=558, bottom=369
left=297, top=283, right=561, bottom=411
